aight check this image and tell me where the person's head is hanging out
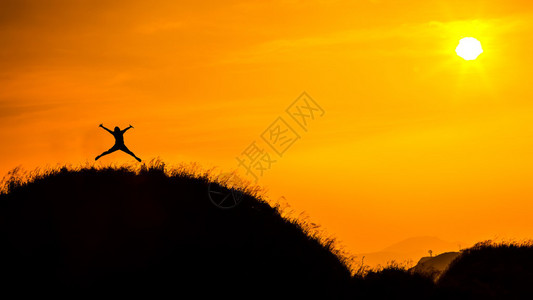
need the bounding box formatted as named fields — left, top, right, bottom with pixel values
left=114, top=126, right=120, bottom=132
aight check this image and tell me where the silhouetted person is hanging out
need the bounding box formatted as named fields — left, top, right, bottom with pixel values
left=95, top=124, right=141, bottom=162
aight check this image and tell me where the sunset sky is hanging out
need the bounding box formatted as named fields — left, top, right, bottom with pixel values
left=2, top=0, right=533, bottom=257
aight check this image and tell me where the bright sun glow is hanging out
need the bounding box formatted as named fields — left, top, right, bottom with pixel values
left=455, top=37, right=483, bottom=60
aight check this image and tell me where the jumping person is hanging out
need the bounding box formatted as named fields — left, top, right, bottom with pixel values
left=95, top=124, right=142, bottom=162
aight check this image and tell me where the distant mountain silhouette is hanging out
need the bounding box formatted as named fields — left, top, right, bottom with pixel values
left=359, top=236, right=461, bottom=267
left=382, top=236, right=460, bottom=254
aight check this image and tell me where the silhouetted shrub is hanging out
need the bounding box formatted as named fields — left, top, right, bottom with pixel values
left=350, top=262, right=437, bottom=299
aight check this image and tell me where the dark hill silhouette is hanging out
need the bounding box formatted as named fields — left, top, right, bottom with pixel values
left=411, top=252, right=460, bottom=279
left=0, top=164, right=352, bottom=298
left=438, top=241, right=533, bottom=299
left=1, top=163, right=532, bottom=299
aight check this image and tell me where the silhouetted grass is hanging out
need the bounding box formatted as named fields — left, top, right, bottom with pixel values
left=1, top=162, right=532, bottom=299
left=438, top=240, right=533, bottom=299
left=353, top=263, right=438, bottom=299
left=0, top=161, right=352, bottom=298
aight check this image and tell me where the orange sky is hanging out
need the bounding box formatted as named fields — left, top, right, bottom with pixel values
left=2, top=0, right=533, bottom=256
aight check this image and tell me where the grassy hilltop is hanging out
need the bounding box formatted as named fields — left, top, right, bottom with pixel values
left=0, top=162, right=532, bottom=299
left=0, top=163, right=352, bottom=297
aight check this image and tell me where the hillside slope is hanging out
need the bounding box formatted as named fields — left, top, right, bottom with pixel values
left=412, top=252, right=460, bottom=278
left=2, top=165, right=532, bottom=299
left=0, top=165, right=351, bottom=297
left=438, top=241, right=533, bottom=299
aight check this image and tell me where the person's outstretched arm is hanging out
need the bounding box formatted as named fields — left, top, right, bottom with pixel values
left=121, top=124, right=134, bottom=133
left=99, top=124, right=113, bottom=134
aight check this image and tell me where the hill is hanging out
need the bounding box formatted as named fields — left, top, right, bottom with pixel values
left=358, top=236, right=460, bottom=268
left=438, top=241, right=533, bottom=299
left=411, top=252, right=460, bottom=279
left=1, top=163, right=533, bottom=299
left=0, top=164, right=351, bottom=297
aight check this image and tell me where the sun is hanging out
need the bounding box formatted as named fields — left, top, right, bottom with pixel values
left=455, top=37, right=483, bottom=60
